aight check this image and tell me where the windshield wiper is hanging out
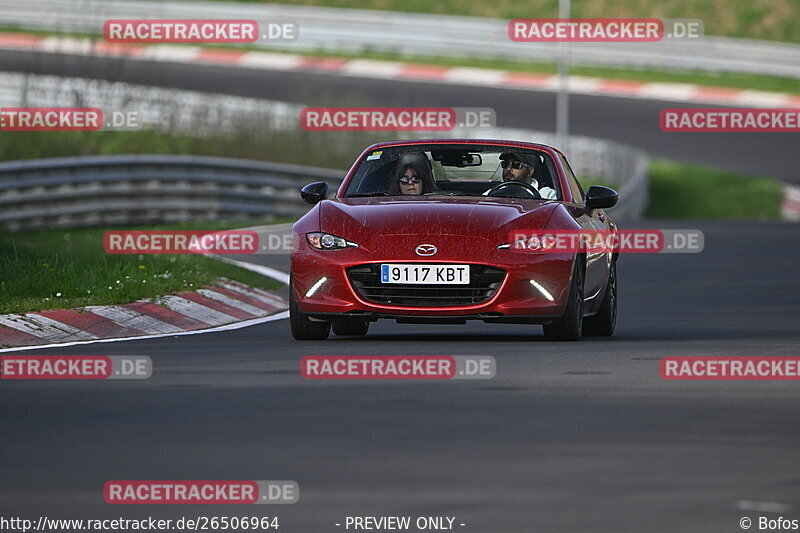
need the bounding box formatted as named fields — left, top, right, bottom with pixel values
left=347, top=192, right=390, bottom=197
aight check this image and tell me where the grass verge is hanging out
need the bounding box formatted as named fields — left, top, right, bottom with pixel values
left=592, top=161, right=783, bottom=219
left=0, top=221, right=289, bottom=315
left=644, top=160, right=783, bottom=219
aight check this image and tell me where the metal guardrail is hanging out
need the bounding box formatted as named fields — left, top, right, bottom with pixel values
left=0, top=155, right=343, bottom=230
left=0, top=147, right=647, bottom=232
left=0, top=0, right=798, bottom=79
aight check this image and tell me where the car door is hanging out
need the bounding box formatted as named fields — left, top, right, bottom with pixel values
left=557, top=153, right=611, bottom=301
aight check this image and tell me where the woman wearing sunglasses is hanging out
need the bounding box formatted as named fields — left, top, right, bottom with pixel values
left=388, top=152, right=435, bottom=195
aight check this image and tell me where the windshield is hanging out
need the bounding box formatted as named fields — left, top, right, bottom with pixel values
left=343, top=144, right=563, bottom=200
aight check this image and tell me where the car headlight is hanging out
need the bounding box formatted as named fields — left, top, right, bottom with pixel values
left=306, top=233, right=359, bottom=250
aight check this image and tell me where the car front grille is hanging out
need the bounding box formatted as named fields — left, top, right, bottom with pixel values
left=346, top=264, right=506, bottom=307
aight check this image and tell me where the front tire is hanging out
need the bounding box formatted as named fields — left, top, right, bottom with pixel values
left=289, top=282, right=330, bottom=340
left=583, top=260, right=617, bottom=336
left=543, top=259, right=584, bottom=341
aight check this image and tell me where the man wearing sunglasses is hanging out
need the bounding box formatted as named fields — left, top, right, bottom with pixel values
left=497, top=152, right=558, bottom=199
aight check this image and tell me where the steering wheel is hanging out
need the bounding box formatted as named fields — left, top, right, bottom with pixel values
left=485, top=180, right=542, bottom=199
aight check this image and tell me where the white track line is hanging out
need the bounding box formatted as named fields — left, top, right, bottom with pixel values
left=341, top=59, right=406, bottom=78
left=737, top=500, right=794, bottom=513
left=239, top=51, right=304, bottom=70
left=639, top=82, right=699, bottom=102
left=214, top=256, right=291, bottom=285
left=38, top=36, right=93, bottom=55
left=141, top=45, right=202, bottom=62
left=445, top=67, right=506, bottom=85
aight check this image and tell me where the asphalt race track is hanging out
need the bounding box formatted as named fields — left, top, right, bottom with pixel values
left=2, top=220, right=799, bottom=532
left=1, top=49, right=799, bottom=182
left=1, top=36, right=799, bottom=532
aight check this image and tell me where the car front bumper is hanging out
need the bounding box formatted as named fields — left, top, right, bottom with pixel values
left=291, top=233, right=575, bottom=321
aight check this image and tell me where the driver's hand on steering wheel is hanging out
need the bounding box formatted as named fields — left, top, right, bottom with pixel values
left=484, top=180, right=542, bottom=199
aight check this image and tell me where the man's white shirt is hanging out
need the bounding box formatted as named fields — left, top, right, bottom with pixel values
left=538, top=186, right=557, bottom=199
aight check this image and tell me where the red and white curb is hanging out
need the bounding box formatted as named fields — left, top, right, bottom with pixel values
left=0, top=277, right=287, bottom=351
left=781, top=184, right=800, bottom=222
left=2, top=32, right=799, bottom=109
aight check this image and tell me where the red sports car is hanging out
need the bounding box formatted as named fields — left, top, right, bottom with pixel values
left=290, top=139, right=619, bottom=341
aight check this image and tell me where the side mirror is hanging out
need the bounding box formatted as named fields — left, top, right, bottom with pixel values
left=300, top=182, right=329, bottom=205
left=585, top=186, right=619, bottom=210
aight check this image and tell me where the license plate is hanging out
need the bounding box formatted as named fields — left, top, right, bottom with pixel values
left=380, top=264, right=470, bottom=285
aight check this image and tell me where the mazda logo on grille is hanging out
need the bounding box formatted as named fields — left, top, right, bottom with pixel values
left=415, top=244, right=437, bottom=256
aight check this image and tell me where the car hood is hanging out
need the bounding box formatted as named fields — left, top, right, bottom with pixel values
left=319, top=196, right=559, bottom=244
